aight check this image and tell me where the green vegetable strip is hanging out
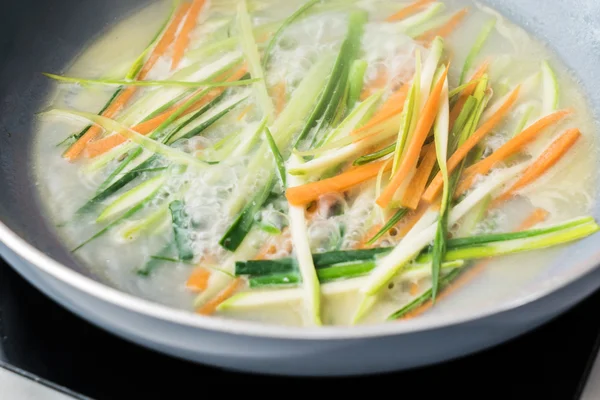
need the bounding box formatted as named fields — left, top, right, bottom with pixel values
left=169, top=201, right=194, bottom=260
left=541, top=60, right=560, bottom=115
left=71, top=185, right=164, bottom=252
left=387, top=269, right=461, bottom=320
left=166, top=94, right=249, bottom=143
left=396, top=2, right=446, bottom=36
left=219, top=175, right=276, bottom=251
left=392, top=51, right=420, bottom=175
left=417, top=220, right=600, bottom=264
left=238, top=221, right=600, bottom=308
left=91, top=73, right=248, bottom=201
left=262, top=0, right=320, bottom=69
left=249, top=221, right=594, bottom=286
left=512, top=104, right=536, bottom=138
left=264, top=127, right=287, bottom=188
left=459, top=18, right=496, bottom=85
left=249, top=260, right=464, bottom=289
left=76, top=154, right=161, bottom=215
left=96, top=173, right=167, bottom=223
left=434, top=216, right=595, bottom=250
left=294, top=11, right=368, bottom=148
left=43, top=73, right=260, bottom=88
left=430, top=65, right=450, bottom=302
left=119, top=204, right=171, bottom=240
left=58, top=90, right=123, bottom=149
left=448, top=96, right=477, bottom=152
left=216, top=62, right=327, bottom=250
left=137, top=242, right=177, bottom=276
left=139, top=92, right=189, bottom=123
left=366, top=208, right=409, bottom=246
left=97, top=147, right=146, bottom=194
left=45, top=109, right=208, bottom=168
left=448, top=76, right=489, bottom=195
left=454, top=194, right=491, bottom=238
left=235, top=217, right=597, bottom=276
left=448, top=79, right=484, bottom=99
left=353, top=143, right=395, bottom=166
left=237, top=0, right=276, bottom=123
left=347, top=59, right=368, bottom=109
left=250, top=260, right=376, bottom=288
left=286, top=154, right=322, bottom=325
left=235, top=247, right=391, bottom=276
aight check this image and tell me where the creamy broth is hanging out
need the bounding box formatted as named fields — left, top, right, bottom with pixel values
left=34, top=0, right=598, bottom=327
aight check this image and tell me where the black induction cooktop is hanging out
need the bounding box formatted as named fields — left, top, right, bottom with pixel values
left=1, top=258, right=599, bottom=399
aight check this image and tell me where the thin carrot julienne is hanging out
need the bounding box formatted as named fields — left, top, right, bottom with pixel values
left=360, top=67, right=389, bottom=101
left=197, top=278, right=243, bottom=315
left=386, top=0, right=435, bottom=22
left=417, top=8, right=469, bottom=44
left=237, top=104, right=254, bottom=121
left=62, top=2, right=192, bottom=161
left=517, top=208, right=550, bottom=231
left=138, top=2, right=192, bottom=79
left=454, top=108, right=573, bottom=197
left=356, top=224, right=384, bottom=249
left=376, top=63, right=450, bottom=209
left=400, top=143, right=438, bottom=210
left=186, top=267, right=211, bottom=292
left=421, top=85, right=522, bottom=204
left=285, top=159, right=392, bottom=207
left=171, top=0, right=207, bottom=71
left=491, top=128, right=581, bottom=206
left=272, top=80, right=287, bottom=116
left=398, top=202, right=429, bottom=237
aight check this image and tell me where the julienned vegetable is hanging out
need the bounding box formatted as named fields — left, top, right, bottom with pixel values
left=233, top=216, right=598, bottom=279
left=39, top=0, right=597, bottom=327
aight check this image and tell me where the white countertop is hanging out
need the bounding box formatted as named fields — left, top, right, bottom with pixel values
left=0, top=367, right=80, bottom=400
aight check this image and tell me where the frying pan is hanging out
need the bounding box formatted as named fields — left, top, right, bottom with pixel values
left=1, top=0, right=600, bottom=376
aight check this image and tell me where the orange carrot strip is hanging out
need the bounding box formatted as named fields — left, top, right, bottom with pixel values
left=355, top=224, right=384, bottom=249
left=421, top=85, right=522, bottom=203
left=449, top=60, right=490, bottom=129
left=273, top=80, right=287, bottom=116
left=455, top=109, right=573, bottom=197
left=409, top=282, right=420, bottom=296
left=398, top=203, right=429, bottom=236
left=401, top=207, right=547, bottom=319
left=353, top=84, right=410, bottom=136
left=237, top=104, right=254, bottom=121
left=63, top=3, right=191, bottom=161
left=517, top=208, right=550, bottom=231
left=186, top=267, right=211, bottom=292
left=85, top=66, right=248, bottom=157
left=400, top=144, right=438, bottom=210
left=171, top=0, right=206, bottom=71
left=139, top=2, right=192, bottom=79
left=491, top=128, right=581, bottom=206
left=85, top=109, right=178, bottom=157
left=254, top=228, right=292, bottom=260
left=417, top=8, right=469, bottom=43
left=360, top=67, right=389, bottom=101
left=386, top=0, right=435, bottom=22
left=63, top=87, right=138, bottom=161
left=286, top=160, right=392, bottom=207
left=376, top=64, right=450, bottom=208
left=197, top=278, right=243, bottom=315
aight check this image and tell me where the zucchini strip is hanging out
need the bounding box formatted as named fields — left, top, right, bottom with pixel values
left=43, top=73, right=260, bottom=88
